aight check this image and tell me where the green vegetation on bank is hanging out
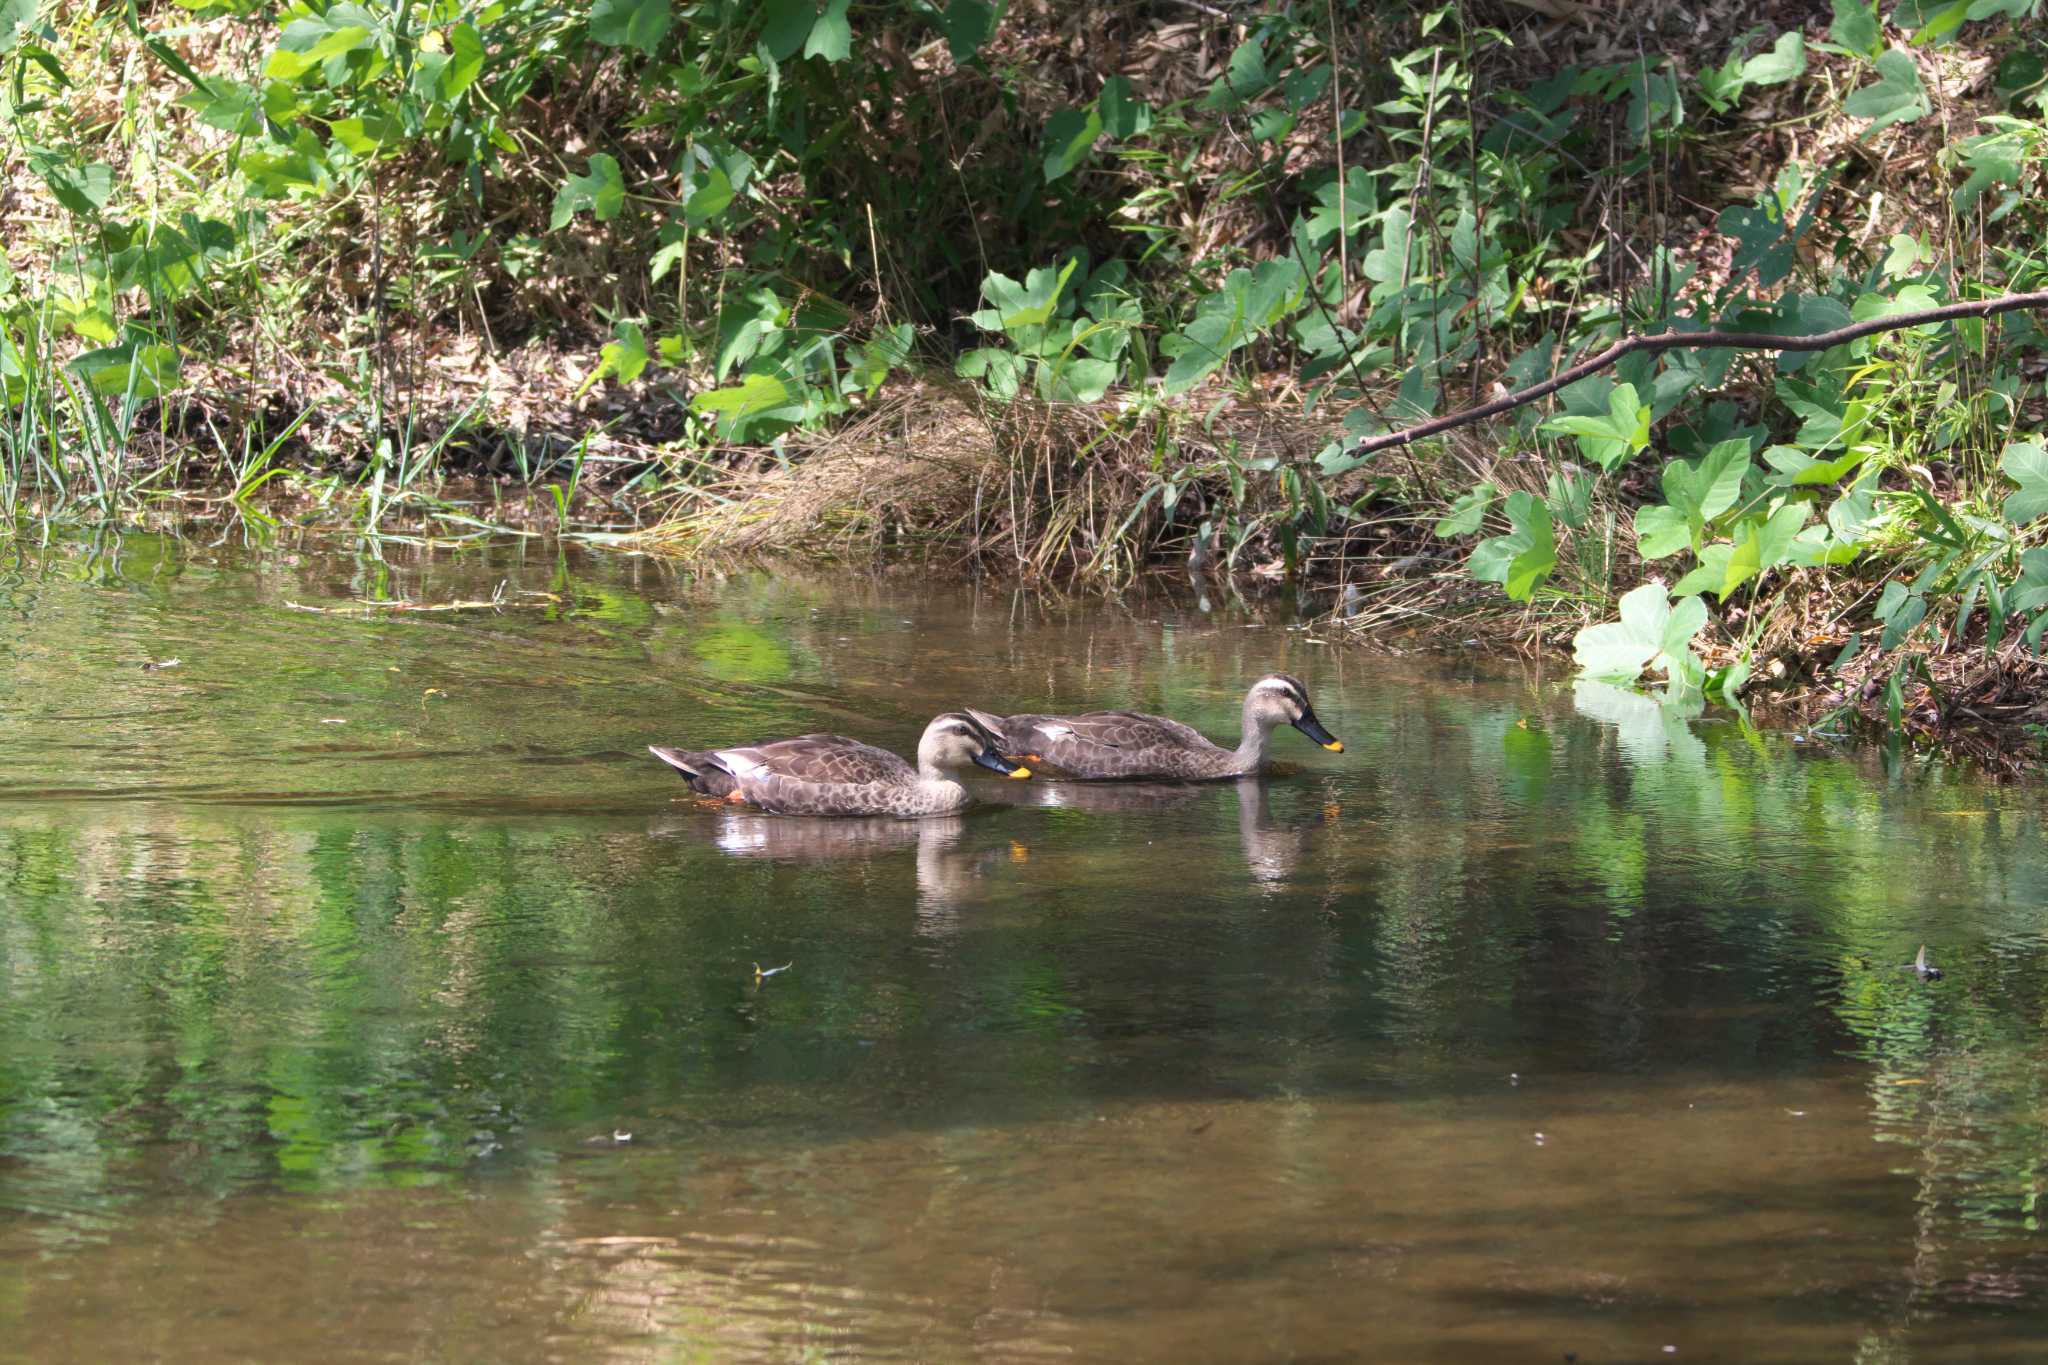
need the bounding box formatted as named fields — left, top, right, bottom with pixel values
left=2, top=2, right=2047, bottom=748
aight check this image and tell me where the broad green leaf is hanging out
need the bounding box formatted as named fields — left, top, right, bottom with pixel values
left=1830, top=0, right=1880, bottom=56
left=1043, top=356, right=1118, bottom=403
left=1634, top=502, right=1691, bottom=560
left=1720, top=503, right=1808, bottom=599
left=2001, top=440, right=2048, bottom=524
left=0, top=0, right=33, bottom=56
left=550, top=154, right=625, bottom=229
left=1741, top=32, right=1806, bottom=85
left=1099, top=75, right=1152, bottom=138
left=444, top=24, right=485, bottom=97
left=804, top=0, right=852, bottom=62
left=680, top=164, right=732, bottom=225
left=691, top=371, right=794, bottom=420
left=1672, top=544, right=1734, bottom=597
left=1842, top=50, right=1930, bottom=135
left=1952, top=133, right=2023, bottom=213
left=938, top=0, right=996, bottom=62
left=1469, top=491, right=1555, bottom=602
left=1434, top=482, right=1494, bottom=538
left=758, top=0, right=814, bottom=59
left=598, top=322, right=648, bottom=385
left=68, top=340, right=180, bottom=397
left=1761, top=442, right=1868, bottom=486
left=590, top=0, right=671, bottom=53
left=33, top=156, right=113, bottom=217
left=1572, top=582, right=1707, bottom=684
left=1042, top=106, right=1103, bottom=181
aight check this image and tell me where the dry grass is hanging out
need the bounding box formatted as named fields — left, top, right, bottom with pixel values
left=639, top=382, right=1359, bottom=583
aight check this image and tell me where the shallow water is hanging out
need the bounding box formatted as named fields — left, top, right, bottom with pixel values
left=3, top=532, right=2048, bottom=1361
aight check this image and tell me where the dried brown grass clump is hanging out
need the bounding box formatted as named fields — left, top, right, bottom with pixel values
left=637, top=383, right=1361, bottom=583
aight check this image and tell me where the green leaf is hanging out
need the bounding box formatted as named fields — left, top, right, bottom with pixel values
left=1634, top=503, right=1691, bottom=560
left=598, top=322, right=648, bottom=385
left=1740, top=32, right=1806, bottom=85
left=1572, top=582, right=1708, bottom=684
left=2001, top=440, right=2048, bottom=524
left=32, top=155, right=113, bottom=217
left=1829, top=0, right=1880, bottom=56
left=1540, top=381, right=1648, bottom=472
left=1469, top=491, right=1555, bottom=602
left=1434, top=482, right=1494, bottom=538
left=1952, top=134, right=2023, bottom=213
left=1842, top=50, right=1930, bottom=135
left=759, top=0, right=814, bottom=60
left=444, top=24, right=485, bottom=97
left=680, top=164, right=732, bottom=226
left=67, top=340, right=180, bottom=397
left=803, top=0, right=852, bottom=62
left=550, top=154, right=625, bottom=229
left=1659, top=437, right=1752, bottom=541
left=1098, top=75, right=1152, bottom=139
left=1042, top=106, right=1104, bottom=182
left=1720, top=503, right=1809, bottom=599
left=1671, top=544, right=1735, bottom=597
left=1760, top=442, right=1868, bottom=487
left=691, top=371, right=796, bottom=422
left=938, top=0, right=996, bottom=63
left=590, top=0, right=671, bottom=52
left=0, top=0, right=33, bottom=56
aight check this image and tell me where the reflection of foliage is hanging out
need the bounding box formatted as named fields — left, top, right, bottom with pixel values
left=689, top=620, right=797, bottom=682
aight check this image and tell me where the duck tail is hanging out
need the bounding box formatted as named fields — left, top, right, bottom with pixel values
left=648, top=746, right=738, bottom=797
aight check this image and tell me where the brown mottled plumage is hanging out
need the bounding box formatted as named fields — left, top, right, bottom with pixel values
left=966, top=674, right=1343, bottom=781
left=648, top=712, right=1029, bottom=817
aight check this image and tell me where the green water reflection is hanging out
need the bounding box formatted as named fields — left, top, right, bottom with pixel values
left=2, top=532, right=2046, bottom=1360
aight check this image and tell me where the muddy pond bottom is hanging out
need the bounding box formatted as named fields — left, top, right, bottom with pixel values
left=2, top=534, right=2046, bottom=1362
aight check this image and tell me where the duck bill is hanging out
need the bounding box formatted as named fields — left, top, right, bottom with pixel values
left=973, top=748, right=1033, bottom=779
left=1294, top=711, right=1344, bottom=753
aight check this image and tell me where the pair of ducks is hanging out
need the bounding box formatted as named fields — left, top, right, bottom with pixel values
left=648, top=674, right=1344, bottom=818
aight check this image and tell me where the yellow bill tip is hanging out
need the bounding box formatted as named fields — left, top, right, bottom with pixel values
left=1323, top=740, right=1345, bottom=753
left=1008, top=766, right=1033, bottom=779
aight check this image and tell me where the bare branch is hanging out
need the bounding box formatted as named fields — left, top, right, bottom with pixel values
left=1356, top=290, right=2048, bottom=456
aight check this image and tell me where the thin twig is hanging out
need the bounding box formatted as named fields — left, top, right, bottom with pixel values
left=1354, top=290, right=2048, bottom=456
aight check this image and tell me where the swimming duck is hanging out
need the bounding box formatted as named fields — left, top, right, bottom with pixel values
left=966, top=674, right=1343, bottom=781
left=648, top=712, right=1030, bottom=817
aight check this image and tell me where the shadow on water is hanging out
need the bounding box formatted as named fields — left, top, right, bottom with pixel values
left=3, top=530, right=2048, bottom=1360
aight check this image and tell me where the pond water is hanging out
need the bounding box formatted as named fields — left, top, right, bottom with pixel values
left=3, top=532, right=2047, bottom=1362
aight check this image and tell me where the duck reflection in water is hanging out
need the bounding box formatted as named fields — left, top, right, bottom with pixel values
left=1012, top=777, right=1332, bottom=890
left=650, top=811, right=987, bottom=910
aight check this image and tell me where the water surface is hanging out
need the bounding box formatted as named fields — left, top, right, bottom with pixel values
left=3, top=533, right=2046, bottom=1361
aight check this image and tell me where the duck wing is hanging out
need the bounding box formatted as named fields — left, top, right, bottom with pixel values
left=1001, top=709, right=1224, bottom=779
left=717, top=734, right=916, bottom=787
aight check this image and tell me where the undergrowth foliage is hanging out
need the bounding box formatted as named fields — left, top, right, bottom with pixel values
left=1, top=1, right=2047, bottom=744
